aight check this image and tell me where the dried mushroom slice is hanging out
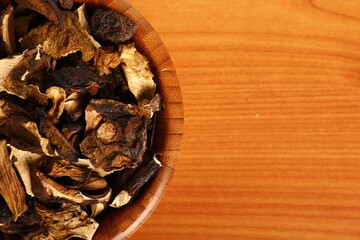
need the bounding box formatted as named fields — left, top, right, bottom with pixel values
left=91, top=9, right=138, bottom=44
left=46, top=67, right=105, bottom=96
left=31, top=169, right=111, bottom=205
left=120, top=43, right=156, bottom=104
left=0, top=46, right=51, bottom=105
left=27, top=202, right=99, bottom=240
left=0, top=96, right=54, bottom=155
left=110, top=154, right=161, bottom=208
left=0, top=5, right=15, bottom=57
left=0, top=140, right=28, bottom=221
left=61, top=122, right=82, bottom=147
left=64, top=92, right=88, bottom=121
left=75, top=4, right=100, bottom=48
left=39, top=116, right=78, bottom=162
left=16, top=0, right=65, bottom=26
left=46, top=87, right=66, bottom=123
left=80, top=99, right=149, bottom=173
left=20, top=11, right=96, bottom=61
left=53, top=0, right=73, bottom=10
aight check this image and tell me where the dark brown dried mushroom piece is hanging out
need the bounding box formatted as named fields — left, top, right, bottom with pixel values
left=0, top=46, right=51, bottom=105
left=0, top=96, right=54, bottom=155
left=80, top=99, right=149, bottom=173
left=120, top=43, right=156, bottom=105
left=0, top=198, right=40, bottom=235
left=53, top=0, right=73, bottom=10
left=16, top=0, right=65, bottom=26
left=110, top=154, right=161, bottom=208
left=0, top=5, right=15, bottom=57
left=0, top=140, right=28, bottom=221
left=46, top=67, right=105, bottom=96
left=26, top=202, right=99, bottom=240
left=61, top=122, right=82, bottom=146
left=46, top=86, right=66, bottom=123
left=39, top=116, right=78, bottom=162
left=20, top=11, right=96, bottom=61
left=91, top=9, right=138, bottom=44
left=14, top=13, right=36, bottom=38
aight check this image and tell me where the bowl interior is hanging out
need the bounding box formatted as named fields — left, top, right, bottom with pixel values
left=2, top=0, right=184, bottom=239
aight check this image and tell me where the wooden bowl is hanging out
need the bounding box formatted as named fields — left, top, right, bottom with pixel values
left=4, top=0, right=184, bottom=239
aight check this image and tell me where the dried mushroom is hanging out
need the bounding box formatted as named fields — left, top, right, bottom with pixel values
left=120, top=43, right=156, bottom=104
left=16, top=0, right=64, bottom=26
left=0, top=46, right=51, bottom=105
left=0, top=96, right=54, bottom=155
left=27, top=203, right=98, bottom=240
left=46, top=67, right=105, bottom=96
left=0, top=3, right=163, bottom=240
left=80, top=99, right=149, bottom=173
left=0, top=5, right=15, bottom=57
left=0, top=140, right=28, bottom=221
left=91, top=9, right=138, bottom=44
left=110, top=154, right=161, bottom=208
left=20, top=11, right=96, bottom=61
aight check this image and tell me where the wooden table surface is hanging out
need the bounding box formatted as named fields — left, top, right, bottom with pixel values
left=129, top=1, right=360, bottom=239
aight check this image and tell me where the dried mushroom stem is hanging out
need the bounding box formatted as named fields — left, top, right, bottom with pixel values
left=110, top=155, right=162, bottom=208
left=0, top=140, right=28, bottom=221
left=0, top=5, right=15, bottom=56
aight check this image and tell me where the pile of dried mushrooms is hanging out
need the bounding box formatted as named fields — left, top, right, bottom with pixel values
left=0, top=1, right=163, bottom=239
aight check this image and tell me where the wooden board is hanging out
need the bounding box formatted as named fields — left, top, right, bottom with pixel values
left=129, top=0, right=360, bottom=239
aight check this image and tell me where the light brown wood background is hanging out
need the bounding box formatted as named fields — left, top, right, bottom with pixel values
left=129, top=0, right=360, bottom=239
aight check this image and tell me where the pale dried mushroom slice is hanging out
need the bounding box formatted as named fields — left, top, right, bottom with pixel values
left=46, top=86, right=66, bottom=123
left=16, top=0, right=65, bottom=26
left=110, top=154, right=161, bottom=208
left=0, top=96, right=54, bottom=156
left=74, top=4, right=101, bottom=48
left=27, top=202, right=99, bottom=240
left=20, top=11, right=96, bottom=61
left=80, top=99, right=149, bottom=173
left=64, top=92, right=88, bottom=121
left=0, top=140, right=28, bottom=221
left=91, top=9, right=138, bottom=44
left=10, top=146, right=47, bottom=197
left=94, top=46, right=121, bottom=70
left=0, top=46, right=51, bottom=105
left=0, top=5, right=15, bottom=57
left=120, top=43, right=156, bottom=105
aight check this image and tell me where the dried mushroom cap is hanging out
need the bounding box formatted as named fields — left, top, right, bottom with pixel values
left=0, top=96, right=54, bottom=156
left=0, top=5, right=15, bottom=57
left=28, top=202, right=99, bottom=240
left=40, top=157, right=91, bottom=183
left=16, top=0, right=65, bottom=26
left=46, top=67, right=105, bottom=96
left=110, top=154, right=161, bottom=208
left=46, top=87, right=66, bottom=123
left=0, top=46, right=51, bottom=105
left=91, top=9, right=138, bottom=44
left=80, top=99, right=149, bottom=173
left=20, top=11, right=96, bottom=62
left=39, top=116, right=78, bottom=162
left=94, top=46, right=121, bottom=69
left=0, top=140, right=28, bottom=221
left=120, top=43, right=156, bottom=104
left=75, top=4, right=101, bottom=48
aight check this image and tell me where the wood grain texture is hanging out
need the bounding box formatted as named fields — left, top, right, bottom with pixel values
left=127, top=0, right=360, bottom=240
